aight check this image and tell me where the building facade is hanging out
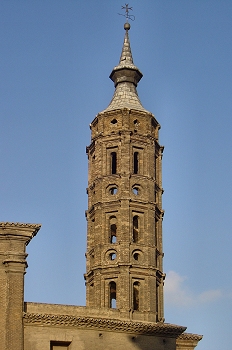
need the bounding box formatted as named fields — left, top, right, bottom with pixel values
left=0, top=23, right=202, bottom=350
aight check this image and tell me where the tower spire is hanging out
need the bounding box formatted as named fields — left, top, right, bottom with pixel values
left=119, top=23, right=134, bottom=66
left=101, top=23, right=148, bottom=113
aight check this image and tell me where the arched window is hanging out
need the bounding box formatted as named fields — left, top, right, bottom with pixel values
left=133, top=215, right=139, bottom=243
left=109, top=281, right=116, bottom=308
left=109, top=216, right=117, bottom=243
left=133, top=152, right=139, bottom=174
left=110, top=224, right=117, bottom=243
left=133, top=281, right=140, bottom=311
left=111, top=152, right=117, bottom=174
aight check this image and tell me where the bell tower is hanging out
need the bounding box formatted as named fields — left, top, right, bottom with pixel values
left=85, top=22, right=165, bottom=322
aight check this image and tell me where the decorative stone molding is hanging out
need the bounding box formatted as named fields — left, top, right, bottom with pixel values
left=0, top=222, right=41, bottom=249
left=23, top=312, right=186, bottom=337
left=0, top=222, right=41, bottom=230
left=177, top=333, right=203, bottom=341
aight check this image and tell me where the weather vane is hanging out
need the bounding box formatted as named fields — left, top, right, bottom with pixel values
left=118, top=4, right=135, bottom=22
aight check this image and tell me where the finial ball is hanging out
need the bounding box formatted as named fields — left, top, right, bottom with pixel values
left=124, top=22, right=130, bottom=31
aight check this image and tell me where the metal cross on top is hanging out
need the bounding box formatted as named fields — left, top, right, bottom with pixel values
left=119, top=3, right=135, bottom=21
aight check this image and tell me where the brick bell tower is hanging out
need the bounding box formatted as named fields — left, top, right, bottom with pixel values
left=85, top=22, right=165, bottom=323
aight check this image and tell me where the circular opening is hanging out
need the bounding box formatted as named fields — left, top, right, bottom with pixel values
left=109, top=252, right=116, bottom=260
left=134, top=119, right=138, bottom=125
left=110, top=187, right=118, bottom=195
left=133, top=253, right=139, bottom=261
left=132, top=187, right=139, bottom=195
left=111, top=119, right=117, bottom=124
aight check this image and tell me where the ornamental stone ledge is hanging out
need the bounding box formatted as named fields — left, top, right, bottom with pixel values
left=23, top=312, right=186, bottom=337
left=0, top=222, right=41, bottom=244
left=98, top=108, right=153, bottom=118
left=0, top=222, right=41, bottom=230
left=177, top=333, right=203, bottom=341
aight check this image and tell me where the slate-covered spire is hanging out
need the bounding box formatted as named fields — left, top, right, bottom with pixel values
left=102, top=23, right=148, bottom=113
left=117, top=22, right=136, bottom=69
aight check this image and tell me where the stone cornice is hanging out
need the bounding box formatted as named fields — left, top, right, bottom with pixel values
left=98, top=108, right=153, bottom=118
left=0, top=222, right=41, bottom=230
left=0, top=222, right=41, bottom=245
left=177, top=332, right=203, bottom=341
left=23, top=312, right=186, bottom=337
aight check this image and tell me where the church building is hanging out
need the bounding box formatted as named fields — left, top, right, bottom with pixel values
left=0, top=21, right=202, bottom=350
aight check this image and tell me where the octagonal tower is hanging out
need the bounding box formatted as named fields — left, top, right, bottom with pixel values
left=85, top=23, right=165, bottom=323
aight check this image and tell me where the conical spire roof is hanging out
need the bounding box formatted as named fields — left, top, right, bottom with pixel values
left=116, top=23, right=137, bottom=70
left=101, top=23, right=149, bottom=113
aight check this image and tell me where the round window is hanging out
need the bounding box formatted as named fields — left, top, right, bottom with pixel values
left=133, top=253, right=139, bottom=261
left=109, top=252, right=116, bottom=260
left=132, top=187, right=139, bottom=195
left=110, top=187, right=118, bottom=195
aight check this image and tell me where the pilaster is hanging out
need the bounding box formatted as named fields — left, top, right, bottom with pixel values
left=0, top=222, right=40, bottom=350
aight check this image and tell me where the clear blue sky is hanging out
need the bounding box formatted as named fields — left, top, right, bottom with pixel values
left=1, top=1, right=232, bottom=349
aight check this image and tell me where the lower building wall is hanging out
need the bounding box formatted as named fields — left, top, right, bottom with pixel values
left=23, top=303, right=202, bottom=350
left=24, top=325, right=176, bottom=350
